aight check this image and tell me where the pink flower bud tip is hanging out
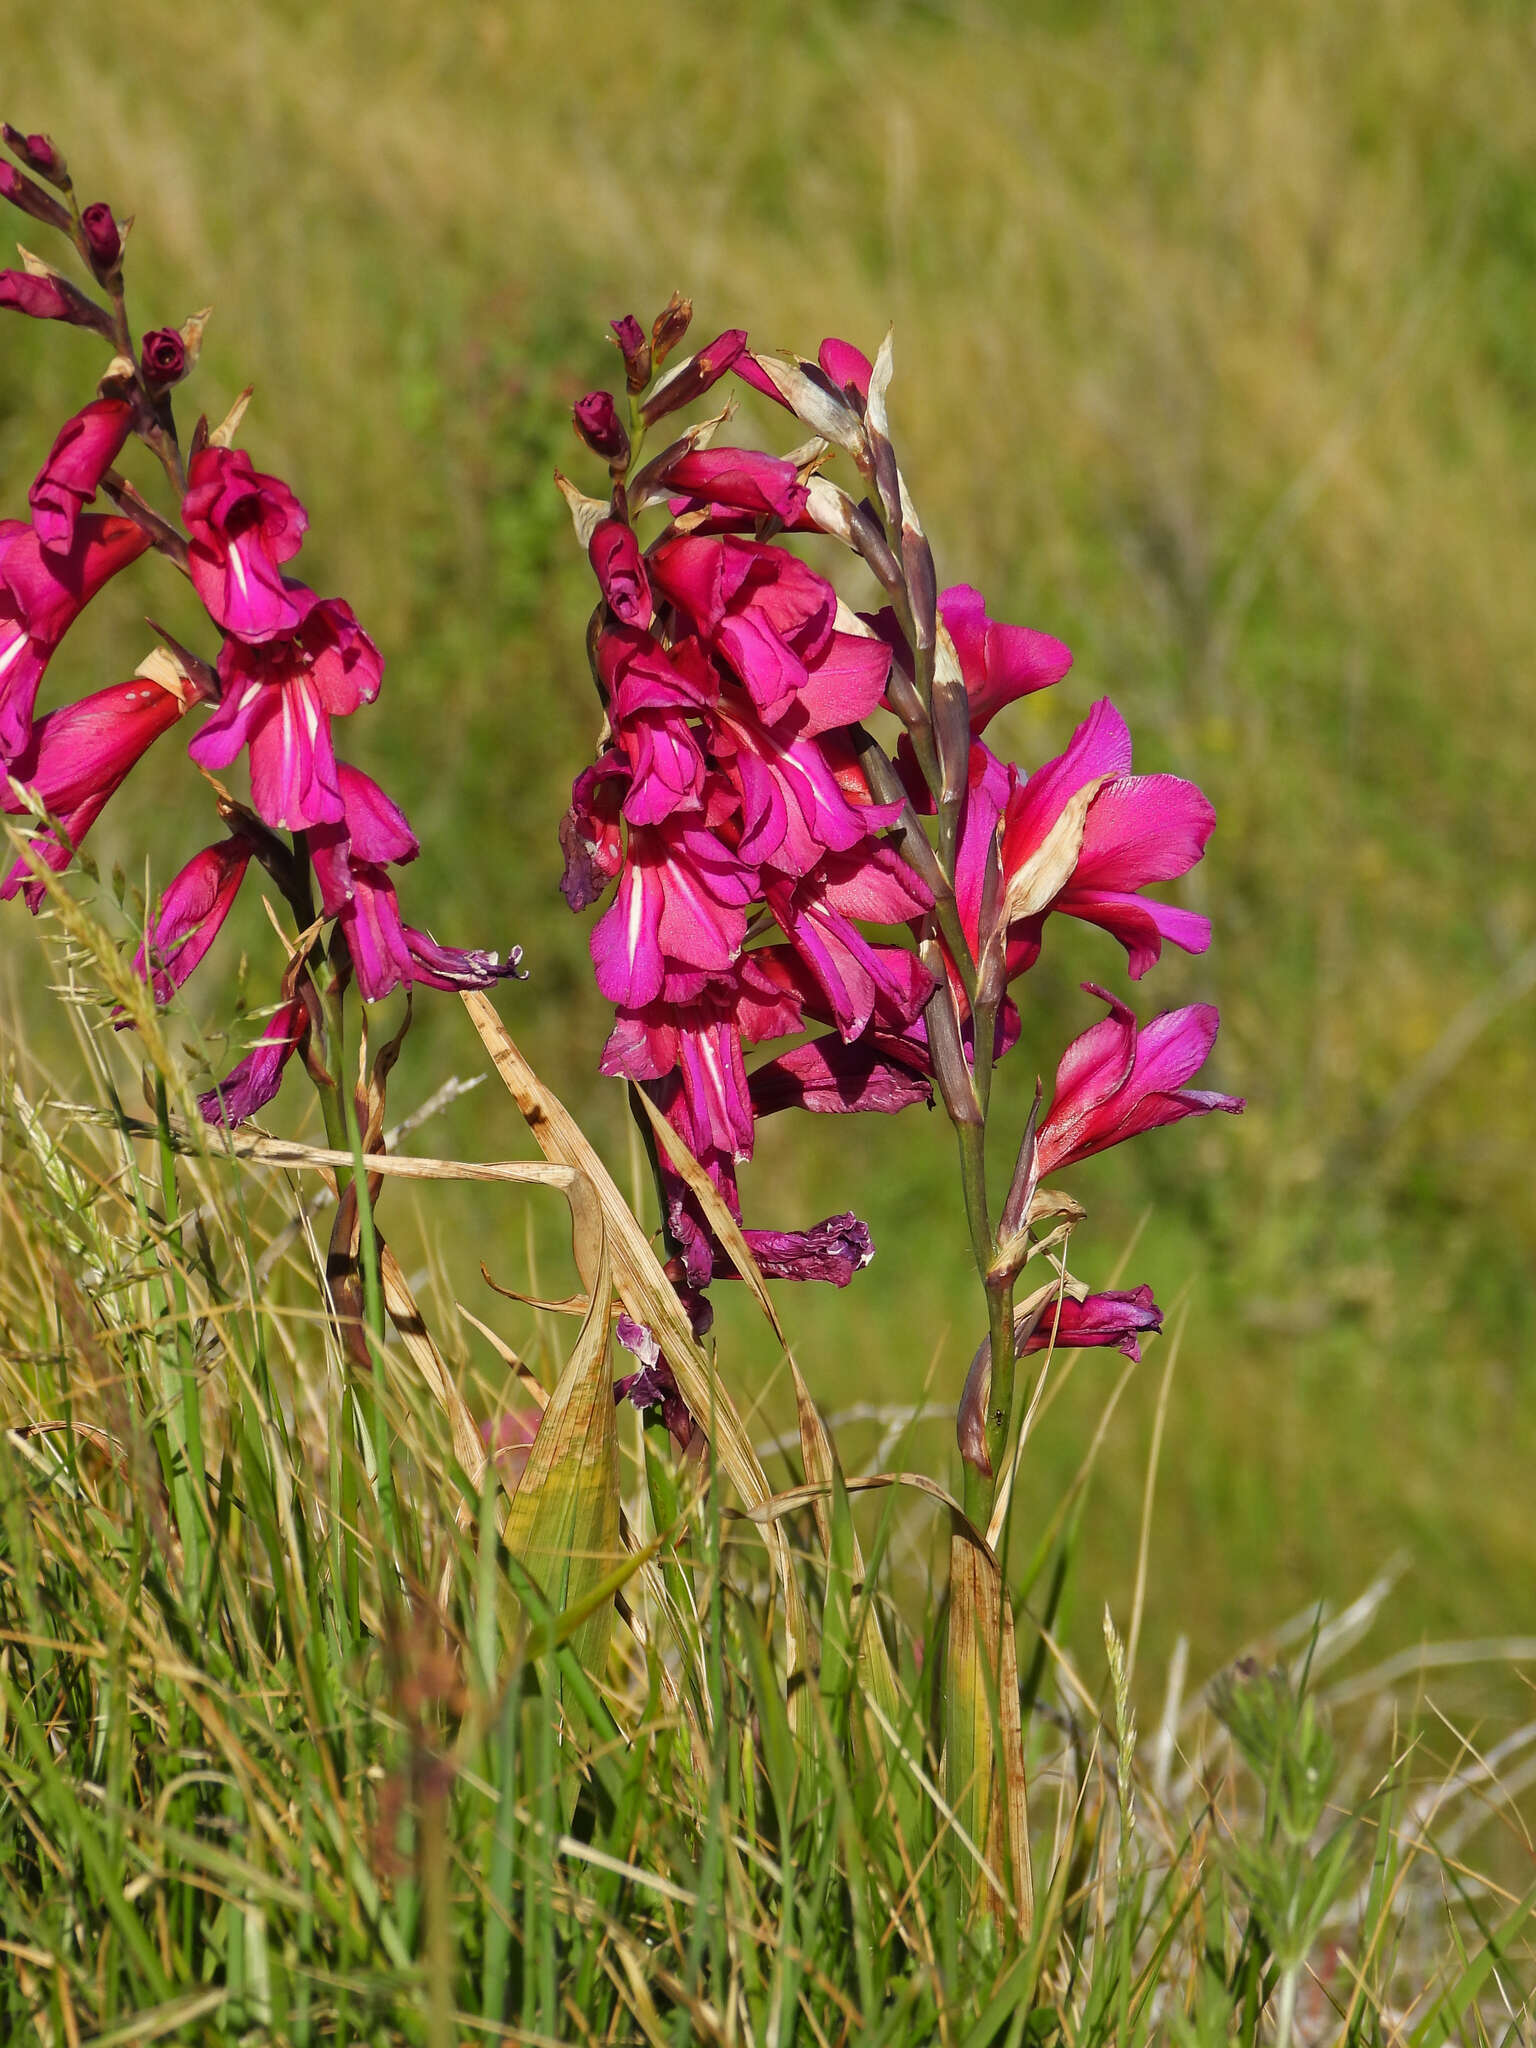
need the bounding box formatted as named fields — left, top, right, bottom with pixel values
left=79, top=202, right=121, bottom=277
left=573, top=390, right=629, bottom=465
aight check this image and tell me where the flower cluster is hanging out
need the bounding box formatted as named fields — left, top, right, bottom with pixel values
left=1, top=126, right=520, bottom=1126
left=560, top=303, right=1243, bottom=1419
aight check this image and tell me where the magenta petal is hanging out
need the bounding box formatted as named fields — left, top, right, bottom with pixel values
left=29, top=398, right=134, bottom=556
left=663, top=447, right=807, bottom=522
left=1056, top=888, right=1212, bottom=979
left=939, top=584, right=1072, bottom=733
left=187, top=670, right=265, bottom=773
left=676, top=1014, right=755, bottom=1160
left=589, top=519, right=652, bottom=627
left=816, top=338, right=873, bottom=400
left=792, top=630, right=892, bottom=737
left=1002, top=699, right=1133, bottom=871
left=245, top=672, right=343, bottom=829
left=591, top=859, right=665, bottom=1007
left=814, top=842, right=934, bottom=922
left=198, top=999, right=308, bottom=1126
left=750, top=1036, right=932, bottom=1117
left=336, top=762, right=418, bottom=865
left=1072, top=773, right=1216, bottom=891
left=301, top=597, right=384, bottom=715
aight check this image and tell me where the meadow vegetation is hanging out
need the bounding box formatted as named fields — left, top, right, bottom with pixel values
left=2, top=3, right=1535, bottom=2036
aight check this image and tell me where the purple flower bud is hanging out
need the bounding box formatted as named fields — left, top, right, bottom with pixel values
left=573, top=390, right=630, bottom=465
left=0, top=160, right=72, bottom=234
left=650, top=291, right=693, bottom=366
left=79, top=202, right=121, bottom=280
left=610, top=313, right=651, bottom=393
left=2, top=126, right=66, bottom=185
left=140, top=326, right=187, bottom=389
left=588, top=517, right=651, bottom=627
left=639, top=330, right=747, bottom=428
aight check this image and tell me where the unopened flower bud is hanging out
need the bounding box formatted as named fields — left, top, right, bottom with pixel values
left=639, top=329, right=746, bottom=427
left=0, top=160, right=71, bottom=234
left=140, top=326, right=187, bottom=388
left=2, top=126, right=66, bottom=187
left=573, top=389, right=630, bottom=466
left=79, top=202, right=121, bottom=281
left=610, top=313, right=651, bottom=393
left=650, top=291, right=693, bottom=366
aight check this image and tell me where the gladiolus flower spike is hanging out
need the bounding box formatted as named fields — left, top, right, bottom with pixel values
left=558, top=299, right=1241, bottom=1460
left=0, top=133, right=523, bottom=1142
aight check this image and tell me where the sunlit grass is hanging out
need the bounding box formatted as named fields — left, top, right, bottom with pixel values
left=5, top=0, right=1535, bottom=1678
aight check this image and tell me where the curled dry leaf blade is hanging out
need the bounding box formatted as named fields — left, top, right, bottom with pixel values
left=460, top=988, right=811, bottom=1684
left=500, top=1216, right=621, bottom=1680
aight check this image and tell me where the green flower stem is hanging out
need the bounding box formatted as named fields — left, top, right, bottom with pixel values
left=153, top=1074, right=208, bottom=1594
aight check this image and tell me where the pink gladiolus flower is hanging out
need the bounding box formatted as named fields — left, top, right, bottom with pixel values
left=0, top=514, right=151, bottom=759
left=29, top=398, right=135, bottom=556
left=1034, top=983, right=1244, bottom=1178
left=969, top=700, right=1216, bottom=982
left=589, top=820, right=756, bottom=1009
left=649, top=535, right=836, bottom=724
left=183, top=447, right=309, bottom=642
left=0, top=268, right=113, bottom=334
left=188, top=596, right=382, bottom=830
left=1022, top=1286, right=1163, bottom=1362
left=309, top=764, right=519, bottom=1000
left=1, top=670, right=187, bottom=906
left=198, top=997, right=309, bottom=1127
left=133, top=834, right=254, bottom=1003
left=940, top=584, right=1072, bottom=733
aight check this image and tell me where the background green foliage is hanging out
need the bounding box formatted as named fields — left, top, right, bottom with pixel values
left=5, top=0, right=1534, bottom=1681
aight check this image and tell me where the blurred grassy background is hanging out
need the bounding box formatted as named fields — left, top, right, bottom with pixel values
left=5, top=0, right=1535, bottom=1688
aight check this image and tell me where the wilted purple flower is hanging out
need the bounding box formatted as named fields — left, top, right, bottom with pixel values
left=1021, top=1286, right=1163, bottom=1361
left=198, top=996, right=309, bottom=1127
left=614, top=1314, right=696, bottom=1451
left=28, top=398, right=134, bottom=556
left=182, top=446, right=309, bottom=643
left=0, top=513, right=149, bottom=759
left=132, top=835, right=254, bottom=1003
